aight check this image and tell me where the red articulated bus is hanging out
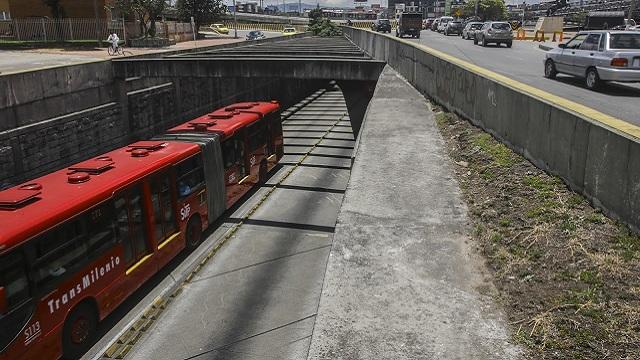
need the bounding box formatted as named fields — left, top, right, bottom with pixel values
left=0, top=101, right=282, bottom=360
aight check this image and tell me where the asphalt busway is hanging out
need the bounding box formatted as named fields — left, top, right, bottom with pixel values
left=343, top=27, right=640, bottom=232
left=83, top=86, right=355, bottom=360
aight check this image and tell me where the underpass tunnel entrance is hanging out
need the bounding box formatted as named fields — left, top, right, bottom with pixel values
left=336, top=80, right=379, bottom=138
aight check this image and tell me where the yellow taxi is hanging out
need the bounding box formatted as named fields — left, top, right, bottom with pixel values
left=210, top=23, right=229, bottom=34
left=282, top=27, right=297, bottom=36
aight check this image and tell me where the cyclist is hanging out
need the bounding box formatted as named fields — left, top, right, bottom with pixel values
left=107, top=31, right=119, bottom=53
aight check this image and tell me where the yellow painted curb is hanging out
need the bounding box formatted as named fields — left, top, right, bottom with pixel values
left=366, top=29, right=640, bottom=141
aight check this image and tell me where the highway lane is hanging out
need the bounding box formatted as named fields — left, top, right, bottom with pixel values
left=409, top=30, right=640, bottom=126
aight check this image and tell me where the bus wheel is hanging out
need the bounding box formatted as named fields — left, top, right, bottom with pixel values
left=186, top=216, right=202, bottom=250
left=62, top=302, right=97, bottom=359
left=259, top=161, right=268, bottom=184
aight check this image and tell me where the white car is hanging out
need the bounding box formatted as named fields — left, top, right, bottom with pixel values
left=437, top=16, right=453, bottom=33
left=544, top=31, right=640, bottom=90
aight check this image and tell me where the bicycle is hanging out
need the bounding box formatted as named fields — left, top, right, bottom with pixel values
left=107, top=41, right=132, bottom=56
left=107, top=44, right=123, bottom=56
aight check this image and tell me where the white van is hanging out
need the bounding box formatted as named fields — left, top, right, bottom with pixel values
left=437, top=16, right=454, bottom=33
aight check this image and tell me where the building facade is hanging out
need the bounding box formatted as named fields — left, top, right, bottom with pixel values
left=8, top=0, right=110, bottom=19
left=0, top=0, right=10, bottom=20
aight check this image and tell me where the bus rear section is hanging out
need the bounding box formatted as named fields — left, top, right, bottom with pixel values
left=162, top=101, right=283, bottom=209
left=0, top=141, right=211, bottom=360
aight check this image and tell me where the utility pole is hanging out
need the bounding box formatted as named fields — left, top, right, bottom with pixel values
left=299, top=0, right=302, bottom=16
left=474, top=0, right=479, bottom=18
left=93, top=0, right=102, bottom=46
left=522, top=1, right=526, bottom=25
left=630, top=0, right=637, bottom=25
left=233, top=0, right=238, bottom=38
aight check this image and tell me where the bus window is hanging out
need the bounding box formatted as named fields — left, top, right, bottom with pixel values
left=33, top=219, right=86, bottom=292
left=269, top=116, right=283, bottom=156
left=222, top=135, right=246, bottom=177
left=0, top=252, right=30, bottom=309
left=248, top=121, right=267, bottom=152
left=85, top=202, right=116, bottom=260
left=151, top=173, right=178, bottom=241
left=115, top=197, right=133, bottom=265
left=176, top=154, right=205, bottom=199
left=115, top=186, right=152, bottom=267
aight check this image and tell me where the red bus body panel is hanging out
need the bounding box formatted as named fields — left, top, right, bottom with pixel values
left=167, top=101, right=282, bottom=209
left=0, top=141, right=203, bottom=360
left=0, top=101, right=282, bottom=360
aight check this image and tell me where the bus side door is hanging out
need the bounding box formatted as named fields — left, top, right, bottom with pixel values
left=114, top=185, right=157, bottom=295
left=246, top=121, right=267, bottom=184
left=222, top=134, right=250, bottom=208
left=150, top=171, right=181, bottom=268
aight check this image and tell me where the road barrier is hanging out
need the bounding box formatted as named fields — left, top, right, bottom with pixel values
left=344, top=27, right=640, bottom=232
left=221, top=22, right=307, bottom=32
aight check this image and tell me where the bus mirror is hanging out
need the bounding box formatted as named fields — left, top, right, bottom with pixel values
left=0, top=287, right=7, bottom=315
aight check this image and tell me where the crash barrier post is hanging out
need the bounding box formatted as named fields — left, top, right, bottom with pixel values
left=516, top=28, right=526, bottom=40
left=533, top=30, right=545, bottom=42
left=551, top=31, right=563, bottom=42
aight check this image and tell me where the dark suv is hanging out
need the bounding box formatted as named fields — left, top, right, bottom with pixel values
left=372, top=19, right=391, bottom=33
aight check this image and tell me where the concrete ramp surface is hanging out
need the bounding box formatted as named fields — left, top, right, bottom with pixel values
left=307, top=66, right=522, bottom=359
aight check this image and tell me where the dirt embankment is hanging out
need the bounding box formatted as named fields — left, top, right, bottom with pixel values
left=434, top=110, right=640, bottom=359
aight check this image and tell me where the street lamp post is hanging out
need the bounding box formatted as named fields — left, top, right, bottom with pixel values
left=474, top=0, right=479, bottom=18
left=522, top=1, right=526, bottom=25
left=233, top=0, right=238, bottom=38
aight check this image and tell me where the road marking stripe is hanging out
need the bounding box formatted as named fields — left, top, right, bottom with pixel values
left=373, top=30, right=640, bottom=141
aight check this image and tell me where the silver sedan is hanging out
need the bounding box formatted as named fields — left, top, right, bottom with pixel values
left=462, top=22, right=483, bottom=40
left=544, top=31, right=640, bottom=90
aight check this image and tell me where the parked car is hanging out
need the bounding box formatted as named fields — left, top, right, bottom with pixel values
left=246, top=30, right=266, bottom=40
left=210, top=23, right=229, bottom=35
left=474, top=21, right=513, bottom=47
left=544, top=31, right=640, bottom=90
left=462, top=22, right=484, bottom=40
left=372, top=19, right=392, bottom=33
left=431, top=18, right=441, bottom=31
left=282, top=27, right=297, bottom=36
left=424, top=18, right=435, bottom=30
left=437, top=16, right=454, bottom=32
left=444, top=20, right=463, bottom=36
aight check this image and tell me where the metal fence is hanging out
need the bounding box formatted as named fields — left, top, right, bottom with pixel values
left=0, top=18, right=125, bottom=42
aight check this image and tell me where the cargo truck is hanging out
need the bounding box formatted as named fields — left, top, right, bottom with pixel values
left=396, top=12, right=423, bottom=38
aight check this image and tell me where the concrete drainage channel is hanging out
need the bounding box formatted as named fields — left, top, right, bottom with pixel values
left=86, top=85, right=355, bottom=360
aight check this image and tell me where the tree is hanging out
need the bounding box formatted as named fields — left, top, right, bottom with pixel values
left=463, top=0, right=507, bottom=21
left=177, top=0, right=227, bottom=38
left=113, top=0, right=166, bottom=38
left=309, top=4, right=323, bottom=27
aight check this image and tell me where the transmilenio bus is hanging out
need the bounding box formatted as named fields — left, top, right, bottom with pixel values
left=0, top=101, right=282, bottom=360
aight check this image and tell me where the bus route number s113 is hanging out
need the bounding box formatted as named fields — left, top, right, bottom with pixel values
left=23, top=321, right=41, bottom=346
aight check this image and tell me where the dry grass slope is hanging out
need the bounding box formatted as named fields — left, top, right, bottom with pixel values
left=434, top=110, right=640, bottom=359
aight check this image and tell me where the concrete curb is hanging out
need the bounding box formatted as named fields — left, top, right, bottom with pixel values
left=538, top=43, right=554, bottom=51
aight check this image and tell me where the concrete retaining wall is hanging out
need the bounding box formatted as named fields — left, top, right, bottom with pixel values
left=0, top=34, right=324, bottom=187
left=344, top=27, right=640, bottom=231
